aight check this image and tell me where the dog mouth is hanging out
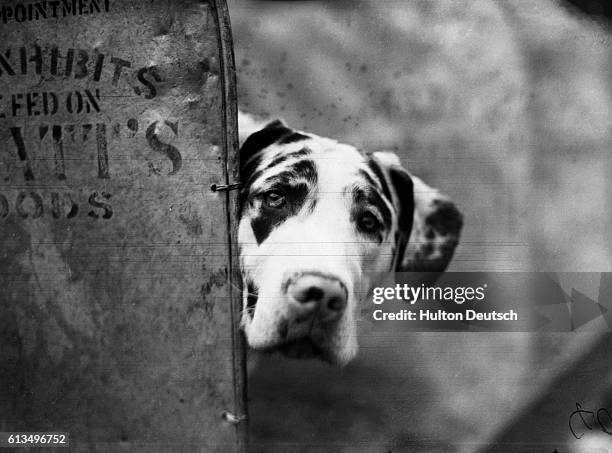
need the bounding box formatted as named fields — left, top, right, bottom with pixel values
left=245, top=280, right=258, bottom=318
left=242, top=279, right=344, bottom=363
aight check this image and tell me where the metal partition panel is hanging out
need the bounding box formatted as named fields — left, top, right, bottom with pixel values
left=0, top=1, right=246, bottom=451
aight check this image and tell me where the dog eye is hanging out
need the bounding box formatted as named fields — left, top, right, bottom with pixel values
left=358, top=212, right=381, bottom=232
left=263, top=191, right=286, bottom=208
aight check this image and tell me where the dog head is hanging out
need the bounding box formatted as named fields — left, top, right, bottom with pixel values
left=238, top=119, right=462, bottom=365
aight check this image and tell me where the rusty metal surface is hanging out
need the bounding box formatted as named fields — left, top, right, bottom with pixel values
left=0, top=1, right=245, bottom=451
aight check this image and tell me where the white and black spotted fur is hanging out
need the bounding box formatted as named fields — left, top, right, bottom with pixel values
left=238, top=115, right=463, bottom=365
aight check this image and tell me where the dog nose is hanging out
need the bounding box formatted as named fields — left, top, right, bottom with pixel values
left=288, top=274, right=347, bottom=321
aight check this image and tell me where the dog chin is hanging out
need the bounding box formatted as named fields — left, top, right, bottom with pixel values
left=273, top=337, right=353, bottom=365
left=246, top=331, right=356, bottom=365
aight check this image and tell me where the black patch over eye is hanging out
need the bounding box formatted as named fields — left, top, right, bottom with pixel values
left=263, top=191, right=286, bottom=208
left=251, top=185, right=306, bottom=244
left=249, top=159, right=316, bottom=245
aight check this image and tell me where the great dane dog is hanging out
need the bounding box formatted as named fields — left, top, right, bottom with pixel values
left=238, top=113, right=463, bottom=365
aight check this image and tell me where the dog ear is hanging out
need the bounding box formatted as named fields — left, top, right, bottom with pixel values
left=370, top=151, right=463, bottom=274
left=239, top=119, right=294, bottom=172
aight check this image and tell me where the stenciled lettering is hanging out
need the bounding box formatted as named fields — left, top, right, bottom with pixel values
left=0, top=0, right=110, bottom=24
